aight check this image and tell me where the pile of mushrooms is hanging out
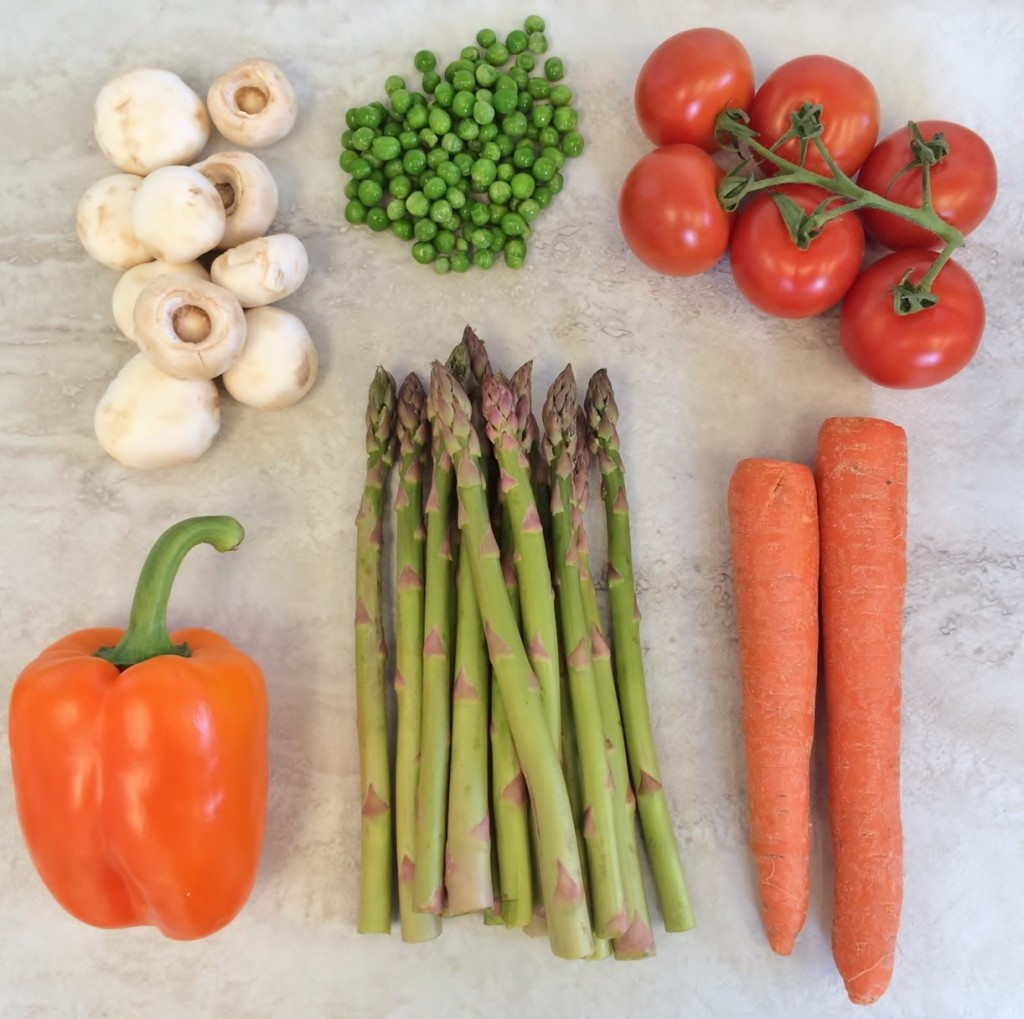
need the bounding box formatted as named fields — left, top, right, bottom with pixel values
left=77, top=60, right=317, bottom=470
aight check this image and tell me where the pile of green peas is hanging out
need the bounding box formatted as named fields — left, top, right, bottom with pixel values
left=338, top=15, right=584, bottom=273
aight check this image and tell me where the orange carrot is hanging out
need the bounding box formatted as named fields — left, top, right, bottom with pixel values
left=815, top=416, right=907, bottom=1005
left=728, top=458, right=820, bottom=956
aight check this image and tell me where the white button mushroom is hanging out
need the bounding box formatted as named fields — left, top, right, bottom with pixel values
left=210, top=233, right=308, bottom=308
left=131, top=165, right=227, bottom=263
left=75, top=174, right=153, bottom=270
left=223, top=306, right=318, bottom=409
left=95, top=352, right=220, bottom=469
left=111, top=259, right=210, bottom=341
left=133, top=273, right=246, bottom=380
left=192, top=150, right=279, bottom=248
left=206, top=59, right=298, bottom=149
left=93, top=68, right=210, bottom=176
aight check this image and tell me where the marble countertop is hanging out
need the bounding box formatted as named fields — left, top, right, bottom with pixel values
left=2, top=0, right=1022, bottom=1016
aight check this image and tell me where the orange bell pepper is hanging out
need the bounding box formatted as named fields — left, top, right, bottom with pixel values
left=8, top=516, right=268, bottom=940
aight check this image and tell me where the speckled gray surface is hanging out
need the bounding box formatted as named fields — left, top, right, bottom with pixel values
left=2, top=0, right=1023, bottom=1016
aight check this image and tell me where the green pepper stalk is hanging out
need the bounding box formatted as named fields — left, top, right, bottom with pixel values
left=391, top=374, right=442, bottom=943
left=430, top=362, right=594, bottom=960
left=572, top=416, right=656, bottom=959
left=355, top=367, right=397, bottom=934
left=96, top=516, right=245, bottom=667
left=585, top=369, right=695, bottom=934
left=715, top=107, right=966, bottom=312
left=543, top=366, right=626, bottom=941
left=412, top=345, right=467, bottom=916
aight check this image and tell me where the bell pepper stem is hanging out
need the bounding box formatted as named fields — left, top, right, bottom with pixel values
left=95, top=516, right=245, bottom=667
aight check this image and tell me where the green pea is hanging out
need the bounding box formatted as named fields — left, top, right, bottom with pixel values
left=562, top=131, right=584, bottom=157
left=509, top=66, right=529, bottom=91
left=452, top=69, right=475, bottom=92
left=470, top=157, right=497, bottom=189
left=502, top=112, right=528, bottom=138
left=488, top=179, right=512, bottom=205
left=427, top=198, right=452, bottom=224
left=512, top=146, right=535, bottom=170
left=428, top=108, right=452, bottom=134
left=469, top=202, right=491, bottom=227
left=473, top=100, right=495, bottom=126
left=524, top=14, right=545, bottom=32
left=350, top=126, right=375, bottom=151
left=495, top=74, right=518, bottom=93
left=397, top=130, right=417, bottom=151
left=385, top=197, right=406, bottom=221
left=541, top=145, right=565, bottom=169
left=433, top=256, right=451, bottom=275
left=345, top=107, right=360, bottom=129
left=516, top=51, right=536, bottom=72
left=489, top=202, right=507, bottom=224
left=402, top=149, right=426, bottom=175
left=476, top=28, right=497, bottom=48
left=419, top=127, right=438, bottom=149
left=527, top=77, right=550, bottom=100
left=553, top=106, right=578, bottom=133
left=531, top=156, right=556, bottom=183
left=489, top=226, right=506, bottom=250
left=362, top=153, right=382, bottom=171
left=350, top=157, right=372, bottom=181
left=496, top=163, right=514, bottom=183
left=406, top=104, right=428, bottom=130
left=473, top=248, right=496, bottom=269
left=435, top=160, right=460, bottom=186
left=460, top=45, right=479, bottom=62
left=452, top=90, right=475, bottom=119
left=485, top=42, right=509, bottom=66
left=451, top=250, right=471, bottom=272
left=458, top=117, right=481, bottom=141
left=405, top=190, right=429, bottom=217
left=550, top=85, right=573, bottom=108
left=531, top=105, right=553, bottom=129
left=423, top=175, right=446, bottom=199
left=453, top=152, right=474, bottom=174
left=390, top=174, right=412, bottom=199
left=367, top=207, right=390, bottom=232
left=443, top=59, right=471, bottom=83
left=383, top=120, right=403, bottom=138
left=355, top=105, right=382, bottom=128
left=414, top=49, right=436, bottom=72
left=343, top=179, right=359, bottom=200
left=549, top=171, right=564, bottom=194
left=435, top=229, right=456, bottom=253
left=538, top=125, right=560, bottom=147
left=517, top=197, right=541, bottom=222
left=368, top=168, right=386, bottom=184
left=470, top=227, right=492, bottom=249
left=385, top=75, right=406, bottom=96
left=391, top=217, right=414, bottom=241
left=339, top=149, right=359, bottom=172
left=433, top=82, right=455, bottom=107
left=344, top=199, right=367, bottom=224
left=446, top=185, right=466, bottom=209
left=527, top=31, right=548, bottom=54
left=493, top=88, right=518, bottom=116
left=478, top=123, right=499, bottom=143
left=506, top=29, right=528, bottom=54
left=499, top=211, right=527, bottom=237
left=510, top=172, right=535, bottom=199
left=371, top=135, right=401, bottom=162
left=504, top=236, right=527, bottom=268
left=414, top=217, right=437, bottom=241
left=441, top=132, right=463, bottom=154
left=475, top=63, right=499, bottom=88
left=341, top=128, right=356, bottom=150
left=421, top=70, right=441, bottom=94
left=384, top=158, right=404, bottom=179
left=357, top=179, right=383, bottom=206
left=494, top=133, right=514, bottom=157
left=411, top=240, right=435, bottom=264
left=534, top=185, right=552, bottom=209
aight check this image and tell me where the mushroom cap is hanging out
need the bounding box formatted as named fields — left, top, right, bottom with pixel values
left=133, top=272, right=247, bottom=380
left=75, top=173, right=153, bottom=270
left=192, top=150, right=279, bottom=248
left=210, top=233, right=308, bottom=308
left=223, top=306, right=318, bottom=409
left=207, top=59, right=298, bottom=149
left=131, top=165, right=227, bottom=263
left=95, top=352, right=220, bottom=469
left=94, top=68, right=210, bottom=176
left=112, top=259, right=210, bottom=341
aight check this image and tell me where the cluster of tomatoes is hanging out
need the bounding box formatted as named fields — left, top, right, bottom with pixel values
left=618, top=28, right=998, bottom=389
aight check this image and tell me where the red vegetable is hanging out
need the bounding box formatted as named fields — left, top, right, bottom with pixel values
left=840, top=250, right=984, bottom=388
left=618, top=144, right=731, bottom=277
left=729, top=185, right=865, bottom=318
left=747, top=55, right=880, bottom=177
left=856, top=120, right=998, bottom=249
left=633, top=28, right=754, bottom=151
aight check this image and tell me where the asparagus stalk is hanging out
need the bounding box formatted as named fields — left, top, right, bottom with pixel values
left=585, top=369, right=695, bottom=933
left=572, top=415, right=655, bottom=959
left=355, top=366, right=396, bottom=934
left=430, top=363, right=594, bottom=960
left=543, top=366, right=626, bottom=940
left=444, top=332, right=496, bottom=915
left=392, top=374, right=442, bottom=943
left=413, top=344, right=468, bottom=914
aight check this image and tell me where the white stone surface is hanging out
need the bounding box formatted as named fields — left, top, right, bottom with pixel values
left=1, top=0, right=1023, bottom=1016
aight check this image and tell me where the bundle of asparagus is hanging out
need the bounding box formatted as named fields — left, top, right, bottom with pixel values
left=354, top=327, right=694, bottom=960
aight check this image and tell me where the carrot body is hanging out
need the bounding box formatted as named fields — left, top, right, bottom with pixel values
left=728, top=458, right=819, bottom=955
left=815, top=417, right=907, bottom=1005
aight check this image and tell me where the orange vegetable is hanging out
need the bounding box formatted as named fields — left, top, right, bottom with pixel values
left=815, top=417, right=907, bottom=1004
left=728, top=458, right=819, bottom=955
left=8, top=516, right=267, bottom=940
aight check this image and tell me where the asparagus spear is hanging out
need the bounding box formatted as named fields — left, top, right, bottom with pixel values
left=355, top=366, right=396, bottom=934
left=392, top=373, right=442, bottom=943
left=543, top=366, right=626, bottom=940
left=430, top=363, right=594, bottom=960
left=444, top=331, right=495, bottom=915
left=585, top=369, right=695, bottom=933
left=572, top=413, right=655, bottom=959
left=412, top=345, right=467, bottom=915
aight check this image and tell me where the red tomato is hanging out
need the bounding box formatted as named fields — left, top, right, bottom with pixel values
left=856, top=120, right=998, bottom=249
left=747, top=55, right=880, bottom=176
left=840, top=250, right=984, bottom=388
left=729, top=185, right=865, bottom=318
left=618, top=144, right=731, bottom=276
left=633, top=28, right=754, bottom=151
